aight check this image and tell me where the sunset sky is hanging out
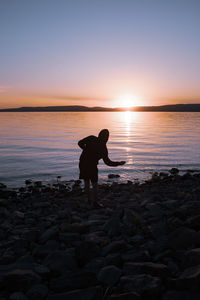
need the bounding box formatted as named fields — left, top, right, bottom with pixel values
left=0, top=0, right=200, bottom=108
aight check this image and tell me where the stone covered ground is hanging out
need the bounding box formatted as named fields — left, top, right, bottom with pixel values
left=0, top=169, right=200, bottom=300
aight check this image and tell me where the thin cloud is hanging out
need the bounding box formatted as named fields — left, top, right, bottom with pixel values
left=0, top=85, right=11, bottom=93
left=40, top=94, right=110, bottom=102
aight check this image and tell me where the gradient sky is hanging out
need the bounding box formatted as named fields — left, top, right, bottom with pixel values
left=0, top=0, right=200, bottom=108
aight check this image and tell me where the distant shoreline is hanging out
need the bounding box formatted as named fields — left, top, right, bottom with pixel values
left=0, top=104, right=200, bottom=112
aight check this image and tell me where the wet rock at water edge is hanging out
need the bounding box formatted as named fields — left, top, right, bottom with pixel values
left=0, top=182, right=7, bottom=189
left=25, top=179, right=32, bottom=185
left=34, top=181, right=42, bottom=187
left=170, top=168, right=179, bottom=175
left=108, top=174, right=120, bottom=179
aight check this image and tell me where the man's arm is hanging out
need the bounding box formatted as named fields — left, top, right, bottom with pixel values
left=102, top=148, right=126, bottom=167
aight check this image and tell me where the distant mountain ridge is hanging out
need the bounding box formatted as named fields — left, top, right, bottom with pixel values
left=0, top=104, right=200, bottom=112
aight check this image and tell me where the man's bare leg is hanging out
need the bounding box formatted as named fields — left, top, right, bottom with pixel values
left=84, top=179, right=92, bottom=204
left=91, top=181, right=98, bottom=204
left=91, top=181, right=103, bottom=208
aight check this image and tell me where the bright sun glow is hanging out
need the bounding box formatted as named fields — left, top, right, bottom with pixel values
left=114, top=94, right=141, bottom=109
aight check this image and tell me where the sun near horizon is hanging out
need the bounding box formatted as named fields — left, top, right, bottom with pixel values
left=113, top=94, right=143, bottom=110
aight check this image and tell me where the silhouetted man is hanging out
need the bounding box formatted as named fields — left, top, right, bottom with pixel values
left=78, top=129, right=126, bottom=207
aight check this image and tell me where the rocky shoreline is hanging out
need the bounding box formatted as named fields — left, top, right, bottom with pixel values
left=0, top=169, right=200, bottom=300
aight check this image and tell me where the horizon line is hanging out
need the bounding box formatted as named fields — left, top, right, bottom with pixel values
left=1, top=102, right=200, bottom=110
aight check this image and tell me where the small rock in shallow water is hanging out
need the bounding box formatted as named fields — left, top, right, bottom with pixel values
left=25, top=179, right=32, bottom=185
left=170, top=168, right=179, bottom=175
left=108, top=174, right=120, bottom=179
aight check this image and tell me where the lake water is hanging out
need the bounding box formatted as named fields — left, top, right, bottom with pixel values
left=0, top=112, right=200, bottom=187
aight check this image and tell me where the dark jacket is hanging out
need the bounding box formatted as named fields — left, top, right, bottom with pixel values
left=78, top=135, right=119, bottom=166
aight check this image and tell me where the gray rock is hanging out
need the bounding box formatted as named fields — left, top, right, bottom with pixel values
left=146, top=203, right=163, bottom=219
left=105, top=253, right=122, bottom=268
left=120, top=274, right=161, bottom=296
left=49, top=270, right=97, bottom=293
left=46, top=286, right=102, bottom=300
left=76, top=241, right=100, bottom=266
left=167, top=227, right=198, bottom=249
left=104, top=218, right=121, bottom=237
left=27, top=284, right=48, bottom=300
left=60, top=222, right=89, bottom=234
left=184, top=248, right=200, bottom=267
left=170, top=264, right=200, bottom=289
left=109, top=292, right=140, bottom=300
left=186, top=215, right=200, bottom=230
left=123, top=262, right=169, bottom=278
left=43, top=250, right=77, bottom=275
left=162, top=290, right=200, bottom=300
left=122, top=209, right=141, bottom=229
left=2, top=269, right=41, bottom=292
left=39, top=226, right=58, bottom=243
left=13, top=211, right=25, bottom=219
left=59, top=232, right=80, bottom=244
left=9, top=292, right=29, bottom=300
left=97, top=265, right=121, bottom=285
left=102, top=241, right=127, bottom=256
left=33, top=264, right=51, bottom=278
left=170, top=168, right=179, bottom=175
left=21, top=229, right=39, bottom=242
left=84, top=231, right=107, bottom=245
left=85, top=257, right=105, bottom=272
left=108, top=174, right=120, bottom=179
left=33, top=240, right=60, bottom=257
left=122, top=250, right=150, bottom=263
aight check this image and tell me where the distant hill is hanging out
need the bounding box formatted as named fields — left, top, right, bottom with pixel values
left=0, top=104, right=200, bottom=112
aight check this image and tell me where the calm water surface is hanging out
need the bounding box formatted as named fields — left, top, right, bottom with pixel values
left=0, top=112, right=200, bottom=187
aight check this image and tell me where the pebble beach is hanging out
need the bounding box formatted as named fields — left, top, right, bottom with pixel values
left=0, top=169, right=200, bottom=300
